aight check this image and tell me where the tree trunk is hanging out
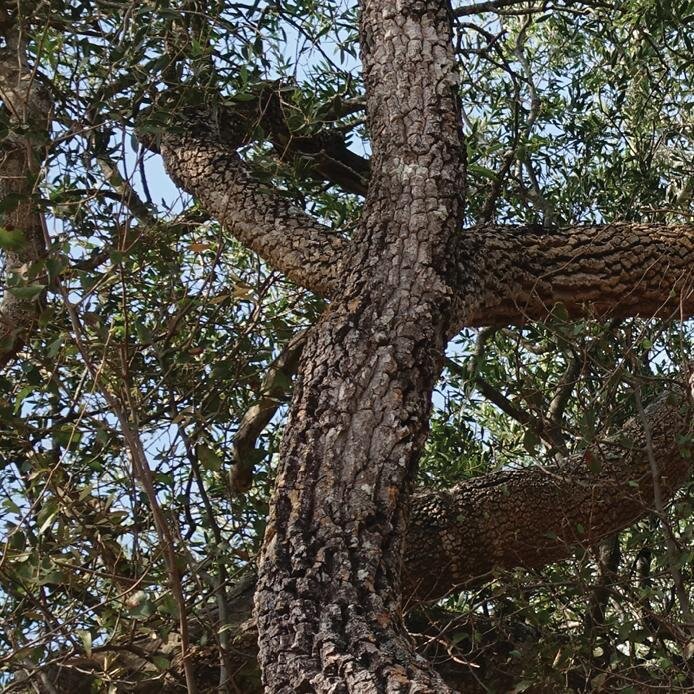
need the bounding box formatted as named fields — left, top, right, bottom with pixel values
left=0, top=36, right=50, bottom=367
left=254, top=1, right=465, bottom=691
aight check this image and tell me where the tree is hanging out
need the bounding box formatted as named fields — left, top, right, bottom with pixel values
left=0, top=0, right=692, bottom=692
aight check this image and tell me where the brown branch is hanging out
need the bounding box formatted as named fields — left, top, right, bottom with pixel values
left=204, top=80, right=370, bottom=196
left=230, top=330, right=307, bottom=492
left=13, top=378, right=693, bottom=691
left=153, top=119, right=345, bottom=297
left=446, top=354, right=566, bottom=452
left=0, top=25, right=51, bottom=369
left=144, top=102, right=694, bottom=329
left=405, top=379, right=693, bottom=600
left=633, top=379, right=694, bottom=631
left=453, top=0, right=619, bottom=17
left=453, top=223, right=694, bottom=329
left=93, top=148, right=158, bottom=227
left=142, top=128, right=694, bottom=330
left=454, top=0, right=530, bottom=15
left=544, top=353, right=583, bottom=451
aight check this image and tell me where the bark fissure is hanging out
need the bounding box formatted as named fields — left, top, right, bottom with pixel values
left=10, top=380, right=693, bottom=692
left=157, top=128, right=344, bottom=297
left=3, top=0, right=694, bottom=691
left=405, top=382, right=693, bottom=600
left=153, top=112, right=694, bottom=330
left=451, top=223, right=694, bottom=328
left=153, top=123, right=694, bottom=327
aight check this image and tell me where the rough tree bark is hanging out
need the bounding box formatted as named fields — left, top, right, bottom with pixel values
left=158, top=124, right=694, bottom=327
left=253, top=2, right=466, bottom=691
left=405, top=380, right=694, bottom=600
left=0, top=27, right=50, bottom=367
left=14, top=381, right=691, bottom=692
left=3, top=0, right=694, bottom=691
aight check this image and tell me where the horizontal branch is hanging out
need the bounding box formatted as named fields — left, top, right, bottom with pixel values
left=405, top=379, right=693, bottom=600
left=141, top=126, right=694, bottom=328
left=149, top=104, right=694, bottom=330
left=453, top=0, right=531, bottom=15
left=453, top=0, right=619, bottom=16
left=453, top=223, right=694, bottom=328
left=208, top=86, right=369, bottom=195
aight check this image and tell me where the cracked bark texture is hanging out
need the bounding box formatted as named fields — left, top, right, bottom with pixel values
left=3, top=0, right=693, bottom=690
left=455, top=223, right=694, bottom=328
left=0, top=37, right=50, bottom=368
left=158, top=124, right=343, bottom=297
left=153, top=100, right=694, bottom=329
left=254, top=1, right=465, bottom=691
left=15, top=377, right=692, bottom=693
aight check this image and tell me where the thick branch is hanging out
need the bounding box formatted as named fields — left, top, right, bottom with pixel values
left=176, top=86, right=370, bottom=195
left=0, top=34, right=51, bottom=368
left=10, top=380, right=692, bottom=691
left=405, top=380, right=694, bottom=600
left=453, top=0, right=620, bottom=16
left=146, top=138, right=694, bottom=329
left=453, top=223, right=694, bottom=328
left=157, top=126, right=344, bottom=296
left=254, top=0, right=465, bottom=689
left=149, top=100, right=694, bottom=329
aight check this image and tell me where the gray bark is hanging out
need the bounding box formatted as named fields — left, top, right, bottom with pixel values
left=4, top=0, right=693, bottom=691
left=10, top=380, right=693, bottom=692
left=405, top=381, right=693, bottom=600
left=254, top=1, right=465, bottom=691
left=159, top=128, right=694, bottom=329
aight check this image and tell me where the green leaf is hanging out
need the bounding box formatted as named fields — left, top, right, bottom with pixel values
left=37, top=498, right=59, bottom=535
left=523, top=430, right=540, bottom=455
left=198, top=443, right=222, bottom=472
left=151, top=655, right=170, bottom=672
left=134, top=319, right=154, bottom=344
left=13, top=385, right=35, bottom=414
left=8, top=285, right=45, bottom=300
left=77, top=630, right=92, bottom=657
left=0, top=227, right=26, bottom=250
left=0, top=193, right=24, bottom=213
left=45, top=255, right=67, bottom=281
left=552, top=303, right=570, bottom=322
